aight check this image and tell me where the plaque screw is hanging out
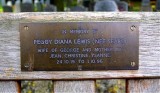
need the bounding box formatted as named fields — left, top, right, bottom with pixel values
left=24, top=26, right=29, bottom=31
left=131, top=62, right=136, bottom=67
left=24, top=63, right=30, bottom=68
left=130, top=25, right=136, bottom=31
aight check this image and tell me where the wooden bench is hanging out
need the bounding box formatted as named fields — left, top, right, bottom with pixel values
left=0, top=12, right=159, bottom=93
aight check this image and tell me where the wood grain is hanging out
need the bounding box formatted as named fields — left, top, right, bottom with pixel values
left=0, top=81, right=19, bottom=93
left=0, top=13, right=159, bottom=79
left=128, top=79, right=160, bottom=93
left=54, top=80, right=95, bottom=93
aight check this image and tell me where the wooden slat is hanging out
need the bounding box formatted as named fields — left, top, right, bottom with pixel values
left=21, top=80, right=53, bottom=93
left=0, top=13, right=159, bottom=79
left=128, top=79, right=160, bottom=93
left=96, top=79, right=126, bottom=93
left=0, top=81, right=19, bottom=93
left=54, top=80, right=95, bottom=93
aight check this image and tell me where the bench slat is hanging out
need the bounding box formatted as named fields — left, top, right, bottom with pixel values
left=0, top=81, right=19, bottom=93
left=54, top=80, right=95, bottom=93
left=128, top=79, right=160, bottom=93
left=0, top=13, right=159, bottom=79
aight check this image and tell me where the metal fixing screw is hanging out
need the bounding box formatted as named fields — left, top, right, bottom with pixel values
left=131, top=62, right=136, bottom=67
left=24, top=26, right=29, bottom=31
left=24, top=63, right=30, bottom=68
left=130, top=25, right=136, bottom=31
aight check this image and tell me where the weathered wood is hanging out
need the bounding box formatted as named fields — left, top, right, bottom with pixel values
left=96, top=79, right=126, bottom=93
left=21, top=80, right=53, bottom=93
left=0, top=81, right=20, bottom=93
left=0, top=13, right=159, bottom=79
left=128, top=79, right=160, bottom=93
left=54, top=80, right=95, bottom=93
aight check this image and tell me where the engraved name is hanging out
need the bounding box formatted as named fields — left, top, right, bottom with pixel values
left=33, top=38, right=126, bottom=45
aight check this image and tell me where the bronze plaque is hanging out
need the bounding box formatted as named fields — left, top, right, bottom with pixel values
left=20, top=22, right=139, bottom=71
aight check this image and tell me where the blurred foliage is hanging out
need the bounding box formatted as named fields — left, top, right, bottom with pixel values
left=0, top=0, right=157, bottom=12
left=96, top=79, right=125, bottom=93
left=66, top=0, right=78, bottom=7
left=128, top=1, right=141, bottom=11
left=21, top=81, right=53, bottom=93
left=0, top=7, right=2, bottom=12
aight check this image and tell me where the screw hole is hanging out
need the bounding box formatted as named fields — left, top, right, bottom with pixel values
left=130, top=25, right=136, bottom=31
left=24, top=26, right=29, bottom=31
left=131, top=62, right=136, bottom=67
left=24, top=63, right=30, bottom=68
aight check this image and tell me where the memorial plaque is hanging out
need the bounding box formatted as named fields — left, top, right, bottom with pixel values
left=20, top=22, right=139, bottom=71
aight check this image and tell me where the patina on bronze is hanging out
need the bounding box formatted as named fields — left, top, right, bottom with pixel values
left=20, top=22, right=139, bottom=71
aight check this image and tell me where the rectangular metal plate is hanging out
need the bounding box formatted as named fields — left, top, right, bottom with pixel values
left=20, top=22, right=139, bottom=71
